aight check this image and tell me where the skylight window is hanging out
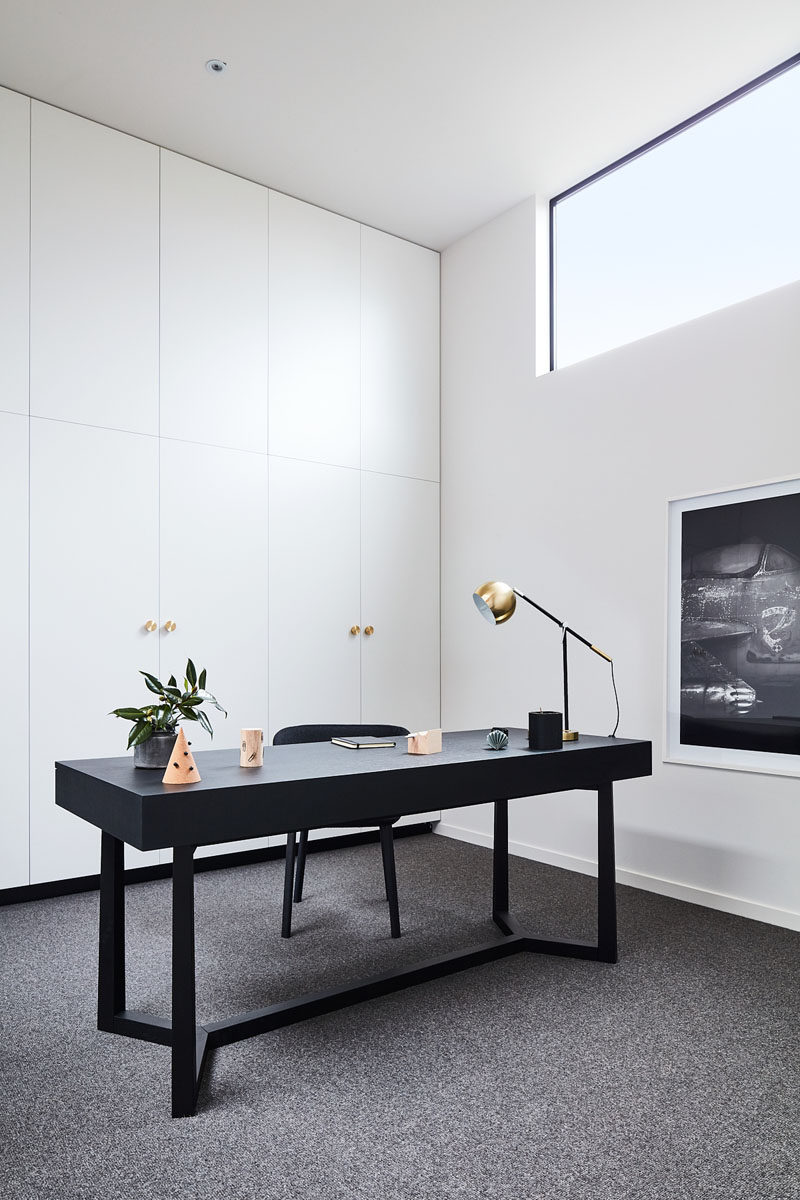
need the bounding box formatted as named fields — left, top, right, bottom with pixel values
left=550, top=55, right=800, bottom=370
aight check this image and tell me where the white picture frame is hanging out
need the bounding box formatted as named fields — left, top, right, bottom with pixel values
left=666, top=474, right=800, bottom=777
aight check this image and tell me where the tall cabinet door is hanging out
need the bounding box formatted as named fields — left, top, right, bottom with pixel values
left=268, top=192, right=361, bottom=466
left=268, top=457, right=362, bottom=737
left=361, top=472, right=440, bottom=735
left=0, top=87, right=29, bottom=417
left=29, top=421, right=160, bottom=883
left=361, top=227, right=440, bottom=482
left=1, top=414, right=29, bottom=888
left=160, top=150, right=268, bottom=452
left=160, top=439, right=269, bottom=859
left=269, top=456, right=364, bottom=842
left=30, top=102, right=159, bottom=434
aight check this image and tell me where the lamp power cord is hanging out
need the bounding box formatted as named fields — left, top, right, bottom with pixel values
left=609, top=660, right=620, bottom=738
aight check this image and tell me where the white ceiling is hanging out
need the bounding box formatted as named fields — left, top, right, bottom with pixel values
left=1, top=1, right=797, bottom=249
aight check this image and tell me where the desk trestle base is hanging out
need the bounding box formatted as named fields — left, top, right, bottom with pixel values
left=98, top=786, right=618, bottom=1118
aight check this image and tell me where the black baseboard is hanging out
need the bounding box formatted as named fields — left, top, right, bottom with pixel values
left=0, top=822, right=435, bottom=907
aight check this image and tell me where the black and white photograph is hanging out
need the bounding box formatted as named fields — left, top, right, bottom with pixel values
left=667, top=476, right=800, bottom=774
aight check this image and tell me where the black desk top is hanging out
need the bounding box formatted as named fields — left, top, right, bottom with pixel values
left=55, top=729, right=652, bottom=851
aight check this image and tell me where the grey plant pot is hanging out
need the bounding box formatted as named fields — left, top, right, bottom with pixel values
left=133, top=730, right=177, bottom=769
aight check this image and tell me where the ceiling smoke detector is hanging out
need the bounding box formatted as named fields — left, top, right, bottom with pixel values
left=205, top=59, right=227, bottom=74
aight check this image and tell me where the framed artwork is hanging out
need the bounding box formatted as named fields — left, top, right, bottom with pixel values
left=666, top=475, right=800, bottom=776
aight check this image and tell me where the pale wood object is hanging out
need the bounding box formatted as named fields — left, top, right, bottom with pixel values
left=161, top=727, right=201, bottom=785
left=407, top=728, right=442, bottom=755
left=240, top=728, right=264, bottom=767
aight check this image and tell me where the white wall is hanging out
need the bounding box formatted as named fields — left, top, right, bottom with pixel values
left=441, top=197, right=800, bottom=930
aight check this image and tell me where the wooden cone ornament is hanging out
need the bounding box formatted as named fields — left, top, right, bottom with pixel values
left=162, top=727, right=201, bottom=785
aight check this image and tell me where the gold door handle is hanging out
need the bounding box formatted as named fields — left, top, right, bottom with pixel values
left=350, top=625, right=360, bottom=636
left=144, top=619, right=157, bottom=633
left=364, top=625, right=374, bottom=636
left=164, top=620, right=177, bottom=633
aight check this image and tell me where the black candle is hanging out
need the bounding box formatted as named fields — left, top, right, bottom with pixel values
left=528, top=711, right=563, bottom=750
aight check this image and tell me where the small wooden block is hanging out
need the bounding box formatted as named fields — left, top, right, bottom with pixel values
left=240, top=727, right=264, bottom=767
left=161, top=727, right=201, bottom=785
left=407, top=728, right=443, bottom=755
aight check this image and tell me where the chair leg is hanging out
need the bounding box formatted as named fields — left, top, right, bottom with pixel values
left=281, top=832, right=296, bottom=939
left=294, top=830, right=308, bottom=902
left=379, top=824, right=401, bottom=939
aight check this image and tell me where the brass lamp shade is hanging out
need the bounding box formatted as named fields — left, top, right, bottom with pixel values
left=473, top=581, right=516, bottom=625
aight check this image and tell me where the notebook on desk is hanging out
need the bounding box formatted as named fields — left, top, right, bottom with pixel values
left=330, top=736, right=397, bottom=749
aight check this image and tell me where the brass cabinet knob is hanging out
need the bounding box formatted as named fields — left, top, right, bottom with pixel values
left=144, top=619, right=157, bottom=633
left=350, top=625, right=360, bottom=636
left=164, top=620, right=177, bottom=632
left=364, top=625, right=374, bottom=636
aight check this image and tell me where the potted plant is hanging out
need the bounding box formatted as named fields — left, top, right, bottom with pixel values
left=111, top=659, right=227, bottom=768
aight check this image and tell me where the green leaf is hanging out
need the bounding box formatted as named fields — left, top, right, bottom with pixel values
left=196, top=690, right=227, bottom=717
left=128, top=721, right=153, bottom=749
left=178, top=708, right=199, bottom=721
left=181, top=695, right=204, bottom=707
left=186, top=659, right=197, bottom=687
left=162, top=686, right=182, bottom=700
left=197, top=709, right=214, bottom=738
left=140, top=670, right=164, bottom=690
left=142, top=675, right=164, bottom=697
left=168, top=675, right=177, bottom=688
left=198, top=668, right=207, bottom=691
left=110, top=707, right=146, bottom=720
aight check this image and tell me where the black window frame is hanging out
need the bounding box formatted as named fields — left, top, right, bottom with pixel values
left=548, top=51, right=800, bottom=372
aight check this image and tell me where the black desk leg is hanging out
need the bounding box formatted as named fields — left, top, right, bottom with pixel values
left=294, top=831, right=309, bottom=903
left=98, top=832, right=125, bottom=1032
left=493, top=800, right=510, bottom=927
left=172, top=845, right=198, bottom=1118
left=282, top=832, right=296, bottom=939
left=597, top=783, right=618, bottom=963
left=379, top=824, right=401, bottom=939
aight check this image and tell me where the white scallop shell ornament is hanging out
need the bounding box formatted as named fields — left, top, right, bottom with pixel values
left=486, top=728, right=509, bottom=751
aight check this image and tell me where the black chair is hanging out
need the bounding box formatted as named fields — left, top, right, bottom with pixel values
left=272, top=724, right=410, bottom=940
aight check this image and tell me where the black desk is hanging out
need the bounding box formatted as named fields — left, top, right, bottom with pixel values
left=56, top=729, right=652, bottom=1117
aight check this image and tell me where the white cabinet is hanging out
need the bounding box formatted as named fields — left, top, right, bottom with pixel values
left=361, top=227, right=440, bottom=482
left=361, top=472, right=440, bottom=734
left=0, top=88, right=29, bottom=417
left=268, top=192, right=361, bottom=467
left=268, top=456, right=362, bottom=735
left=0, top=414, right=29, bottom=887
left=159, top=439, right=269, bottom=859
left=160, top=151, right=268, bottom=452
left=15, top=94, right=440, bottom=890
left=29, top=420, right=161, bottom=882
left=29, top=103, right=159, bottom=435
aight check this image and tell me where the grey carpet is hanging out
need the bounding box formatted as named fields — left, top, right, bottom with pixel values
left=1, top=833, right=799, bottom=1200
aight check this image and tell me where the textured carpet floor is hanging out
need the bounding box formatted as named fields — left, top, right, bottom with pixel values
left=1, top=832, right=799, bottom=1200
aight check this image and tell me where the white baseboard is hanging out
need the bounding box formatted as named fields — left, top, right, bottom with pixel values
left=435, top=821, right=800, bottom=933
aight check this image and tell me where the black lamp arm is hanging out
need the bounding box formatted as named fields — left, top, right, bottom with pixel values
left=513, top=589, right=612, bottom=662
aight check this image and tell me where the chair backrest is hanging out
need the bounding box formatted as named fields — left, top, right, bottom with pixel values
left=273, top=723, right=409, bottom=746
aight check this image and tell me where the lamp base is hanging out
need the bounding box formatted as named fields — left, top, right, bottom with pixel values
left=562, top=729, right=579, bottom=742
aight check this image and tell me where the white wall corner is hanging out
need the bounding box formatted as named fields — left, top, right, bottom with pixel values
left=441, top=197, right=537, bottom=405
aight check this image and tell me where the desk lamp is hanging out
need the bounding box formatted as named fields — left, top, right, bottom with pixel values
left=473, top=580, right=618, bottom=741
